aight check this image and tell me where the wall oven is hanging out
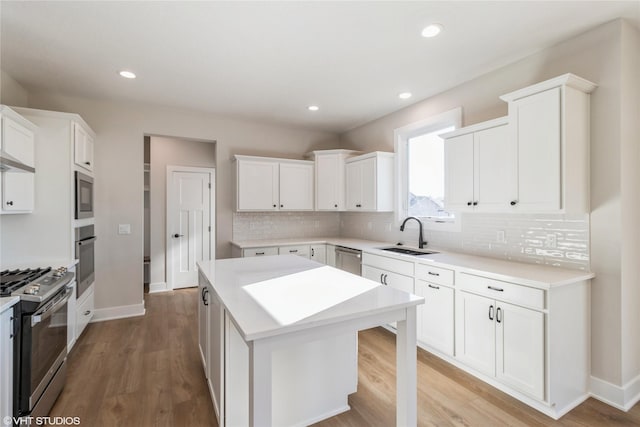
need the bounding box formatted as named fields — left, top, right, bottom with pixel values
left=75, top=171, right=94, bottom=219
left=75, top=225, right=96, bottom=299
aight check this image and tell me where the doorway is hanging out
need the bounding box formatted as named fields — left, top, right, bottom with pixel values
left=143, top=135, right=217, bottom=293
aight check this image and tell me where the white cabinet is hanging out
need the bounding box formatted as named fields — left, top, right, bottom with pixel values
left=1, top=106, right=37, bottom=214
left=308, top=150, right=360, bottom=211
left=345, top=152, right=394, bottom=212
left=500, top=74, right=596, bottom=213
left=67, top=281, right=77, bottom=351
left=234, top=155, right=314, bottom=211
left=0, top=303, right=16, bottom=422
left=242, top=247, right=279, bottom=257
left=455, top=274, right=545, bottom=400
left=310, top=244, right=326, bottom=264
left=325, top=244, right=336, bottom=267
left=74, top=122, right=95, bottom=172
left=76, top=284, right=94, bottom=340
left=443, top=117, right=513, bottom=211
left=278, top=244, right=310, bottom=258
left=207, top=282, right=224, bottom=421
left=415, top=263, right=455, bottom=356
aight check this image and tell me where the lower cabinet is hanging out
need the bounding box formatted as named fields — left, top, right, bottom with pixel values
left=0, top=304, right=15, bottom=422
left=325, top=244, right=336, bottom=267
left=67, top=281, right=77, bottom=351
left=455, top=277, right=545, bottom=401
left=309, top=244, right=326, bottom=264
left=415, top=280, right=454, bottom=356
left=76, top=285, right=95, bottom=340
left=278, top=245, right=310, bottom=258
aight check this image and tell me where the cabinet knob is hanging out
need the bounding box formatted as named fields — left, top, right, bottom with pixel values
left=280, top=204, right=284, bottom=208
left=85, top=161, right=91, bottom=166
left=273, top=204, right=277, bottom=208
left=84, top=310, right=91, bottom=316
left=510, top=200, right=518, bottom=206
left=467, top=202, right=472, bottom=206
left=6, top=201, right=13, bottom=206
left=473, top=201, right=478, bottom=206
left=334, top=204, right=338, bottom=208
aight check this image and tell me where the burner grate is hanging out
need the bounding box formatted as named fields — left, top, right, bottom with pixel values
left=0, top=267, right=52, bottom=296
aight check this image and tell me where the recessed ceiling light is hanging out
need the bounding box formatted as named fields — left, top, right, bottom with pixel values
left=119, top=70, right=136, bottom=79
left=398, top=92, right=412, bottom=100
left=421, top=23, right=443, bottom=38
left=308, top=105, right=319, bottom=111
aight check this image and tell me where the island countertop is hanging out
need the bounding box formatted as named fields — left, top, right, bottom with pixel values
left=198, top=255, right=423, bottom=342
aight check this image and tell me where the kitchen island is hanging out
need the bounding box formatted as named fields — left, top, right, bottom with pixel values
left=197, top=255, right=423, bottom=427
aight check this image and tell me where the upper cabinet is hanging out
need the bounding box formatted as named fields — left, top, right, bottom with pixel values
left=74, top=122, right=95, bottom=173
left=443, top=117, right=513, bottom=212
left=500, top=74, right=596, bottom=213
left=443, top=74, right=596, bottom=214
left=234, top=155, right=314, bottom=211
left=308, top=149, right=361, bottom=211
left=0, top=106, right=37, bottom=214
left=345, top=151, right=394, bottom=212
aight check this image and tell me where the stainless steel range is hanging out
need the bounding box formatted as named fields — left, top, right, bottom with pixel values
left=0, top=266, right=74, bottom=421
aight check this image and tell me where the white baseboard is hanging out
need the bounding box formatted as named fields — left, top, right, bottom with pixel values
left=91, top=302, right=146, bottom=322
left=148, top=281, right=168, bottom=293
left=590, top=374, right=640, bottom=411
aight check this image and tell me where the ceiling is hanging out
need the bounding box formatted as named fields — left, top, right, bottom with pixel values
left=1, top=1, right=638, bottom=133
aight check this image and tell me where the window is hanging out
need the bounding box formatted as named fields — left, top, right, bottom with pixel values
left=394, top=107, right=462, bottom=230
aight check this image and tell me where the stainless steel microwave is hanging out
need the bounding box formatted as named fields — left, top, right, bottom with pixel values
left=75, top=171, right=94, bottom=219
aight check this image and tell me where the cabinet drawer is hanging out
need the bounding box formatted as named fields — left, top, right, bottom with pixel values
left=76, top=287, right=95, bottom=340
left=243, top=247, right=278, bottom=257
left=362, top=253, right=414, bottom=276
left=457, top=273, right=544, bottom=310
left=415, top=263, right=454, bottom=287
left=278, top=245, right=310, bottom=257
left=362, top=265, right=414, bottom=293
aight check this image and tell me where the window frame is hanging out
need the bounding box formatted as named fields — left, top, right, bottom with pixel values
left=394, top=107, right=462, bottom=232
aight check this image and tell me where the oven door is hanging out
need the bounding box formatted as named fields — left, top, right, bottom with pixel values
left=75, top=226, right=96, bottom=299
left=75, top=171, right=94, bottom=219
left=25, top=285, right=72, bottom=412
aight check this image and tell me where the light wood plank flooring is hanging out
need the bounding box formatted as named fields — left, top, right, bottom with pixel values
left=50, top=289, right=639, bottom=426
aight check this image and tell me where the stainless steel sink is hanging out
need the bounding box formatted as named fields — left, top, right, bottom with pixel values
left=379, top=247, right=439, bottom=256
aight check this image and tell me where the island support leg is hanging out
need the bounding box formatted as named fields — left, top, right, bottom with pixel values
left=249, top=339, right=272, bottom=427
left=396, top=306, right=417, bottom=427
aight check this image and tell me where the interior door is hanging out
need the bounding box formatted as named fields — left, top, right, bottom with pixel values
left=169, top=168, right=213, bottom=289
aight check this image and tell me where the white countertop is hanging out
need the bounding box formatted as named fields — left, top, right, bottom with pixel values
left=198, top=255, right=423, bottom=342
left=231, top=237, right=594, bottom=289
left=0, top=296, right=20, bottom=313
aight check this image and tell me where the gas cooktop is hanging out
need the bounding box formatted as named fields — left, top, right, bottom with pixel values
left=0, top=267, right=73, bottom=303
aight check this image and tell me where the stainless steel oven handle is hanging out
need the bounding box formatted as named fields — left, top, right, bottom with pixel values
left=77, top=236, right=97, bottom=246
left=31, top=286, right=73, bottom=327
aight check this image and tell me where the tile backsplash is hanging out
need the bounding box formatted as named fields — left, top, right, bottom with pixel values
left=339, top=212, right=590, bottom=271
left=233, top=211, right=589, bottom=270
left=233, top=212, right=341, bottom=241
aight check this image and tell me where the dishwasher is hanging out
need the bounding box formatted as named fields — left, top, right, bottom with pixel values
left=334, top=245, right=362, bottom=276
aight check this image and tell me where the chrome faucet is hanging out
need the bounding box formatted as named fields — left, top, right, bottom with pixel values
left=400, top=217, right=427, bottom=249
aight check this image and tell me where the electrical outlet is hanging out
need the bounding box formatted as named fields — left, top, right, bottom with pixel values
left=545, top=234, right=557, bottom=248
left=496, top=230, right=506, bottom=243
left=118, top=224, right=131, bottom=235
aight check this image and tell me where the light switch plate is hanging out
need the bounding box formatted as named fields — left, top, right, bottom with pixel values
left=118, top=224, right=131, bottom=235
left=496, top=230, right=506, bottom=243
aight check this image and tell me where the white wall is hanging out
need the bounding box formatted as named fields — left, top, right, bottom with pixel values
left=19, top=92, right=337, bottom=312
left=148, top=136, right=216, bottom=288
left=340, top=19, right=639, bottom=402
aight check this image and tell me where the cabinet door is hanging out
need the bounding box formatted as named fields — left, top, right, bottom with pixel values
left=84, top=134, right=95, bottom=172
left=3, top=116, right=35, bottom=166
left=74, top=124, right=87, bottom=169
left=236, top=159, right=279, bottom=211
left=444, top=133, right=474, bottom=211
left=198, top=273, right=209, bottom=373
left=416, top=280, right=454, bottom=356
left=310, top=244, right=327, bottom=264
left=2, top=172, right=34, bottom=212
left=325, top=244, right=336, bottom=267
left=67, top=282, right=77, bottom=351
left=0, top=309, right=14, bottom=421
left=513, top=87, right=561, bottom=211
left=359, top=157, right=377, bottom=210
left=279, top=162, right=313, bottom=210
left=208, top=283, right=224, bottom=421
left=345, top=161, right=362, bottom=210
left=496, top=301, right=545, bottom=400
left=316, top=154, right=341, bottom=210
left=474, top=124, right=515, bottom=211
left=455, top=291, right=495, bottom=377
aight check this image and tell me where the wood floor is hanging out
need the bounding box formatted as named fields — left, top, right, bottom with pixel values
left=50, top=289, right=640, bottom=426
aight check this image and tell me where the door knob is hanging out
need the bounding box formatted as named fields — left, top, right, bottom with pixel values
left=173, top=234, right=184, bottom=238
